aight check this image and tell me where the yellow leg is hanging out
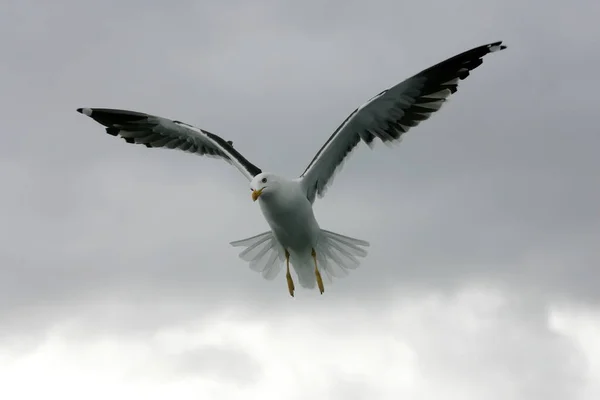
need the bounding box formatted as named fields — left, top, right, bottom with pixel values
left=311, top=248, right=324, bottom=295
left=285, top=250, right=295, bottom=297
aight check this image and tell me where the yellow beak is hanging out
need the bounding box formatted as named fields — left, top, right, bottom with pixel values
left=252, top=188, right=264, bottom=202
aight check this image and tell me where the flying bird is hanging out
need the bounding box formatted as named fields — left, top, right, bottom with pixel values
left=77, top=41, right=507, bottom=297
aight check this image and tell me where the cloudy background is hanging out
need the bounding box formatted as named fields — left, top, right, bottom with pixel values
left=1, top=0, right=599, bottom=398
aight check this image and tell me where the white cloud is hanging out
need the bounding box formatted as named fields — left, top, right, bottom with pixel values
left=0, top=287, right=593, bottom=400
left=550, top=306, right=600, bottom=400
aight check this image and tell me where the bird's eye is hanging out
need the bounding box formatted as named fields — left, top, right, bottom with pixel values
left=261, top=177, right=267, bottom=183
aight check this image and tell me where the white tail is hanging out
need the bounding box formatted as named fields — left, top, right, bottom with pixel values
left=230, top=229, right=370, bottom=290
left=229, top=231, right=285, bottom=281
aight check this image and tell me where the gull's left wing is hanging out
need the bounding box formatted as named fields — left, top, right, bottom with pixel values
left=299, top=41, right=507, bottom=203
left=76, top=108, right=262, bottom=181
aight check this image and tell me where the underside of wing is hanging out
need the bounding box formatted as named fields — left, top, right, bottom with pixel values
left=76, top=107, right=262, bottom=181
left=299, top=41, right=507, bottom=202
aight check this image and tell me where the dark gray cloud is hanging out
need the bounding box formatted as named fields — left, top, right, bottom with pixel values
left=1, top=0, right=598, bottom=398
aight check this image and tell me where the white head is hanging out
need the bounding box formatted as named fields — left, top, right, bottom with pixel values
left=250, top=172, right=280, bottom=202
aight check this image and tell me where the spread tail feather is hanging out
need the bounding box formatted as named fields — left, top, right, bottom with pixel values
left=231, top=229, right=369, bottom=290
left=315, top=230, right=370, bottom=284
left=230, top=231, right=284, bottom=280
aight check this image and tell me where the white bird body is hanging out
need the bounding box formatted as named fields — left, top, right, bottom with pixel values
left=76, top=41, right=507, bottom=296
left=256, top=176, right=320, bottom=252
left=250, top=174, right=327, bottom=290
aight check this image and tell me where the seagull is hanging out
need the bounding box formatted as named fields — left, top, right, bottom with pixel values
left=77, top=41, right=506, bottom=296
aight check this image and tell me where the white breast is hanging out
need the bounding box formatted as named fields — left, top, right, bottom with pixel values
left=258, top=179, right=321, bottom=251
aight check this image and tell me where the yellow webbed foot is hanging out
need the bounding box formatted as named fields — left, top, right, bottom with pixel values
left=312, top=248, right=324, bottom=295
left=285, top=249, right=294, bottom=297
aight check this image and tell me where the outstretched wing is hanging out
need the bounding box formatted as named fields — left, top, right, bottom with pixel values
left=76, top=108, right=262, bottom=181
left=299, top=41, right=506, bottom=202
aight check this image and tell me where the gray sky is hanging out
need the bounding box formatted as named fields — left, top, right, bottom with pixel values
left=1, top=0, right=599, bottom=399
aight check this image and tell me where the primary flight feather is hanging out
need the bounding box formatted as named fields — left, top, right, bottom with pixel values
left=77, top=41, right=507, bottom=296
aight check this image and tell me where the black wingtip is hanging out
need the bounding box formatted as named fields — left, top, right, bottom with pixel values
left=76, top=107, right=93, bottom=117
left=488, top=41, right=507, bottom=52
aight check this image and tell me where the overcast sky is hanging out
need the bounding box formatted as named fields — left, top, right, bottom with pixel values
left=1, top=0, right=599, bottom=399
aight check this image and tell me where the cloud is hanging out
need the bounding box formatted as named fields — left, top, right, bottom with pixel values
left=0, top=288, right=595, bottom=400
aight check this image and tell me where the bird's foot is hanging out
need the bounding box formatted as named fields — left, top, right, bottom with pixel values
left=312, top=248, right=324, bottom=295
left=286, top=272, right=295, bottom=297
left=315, top=269, right=324, bottom=294
left=285, top=249, right=294, bottom=297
